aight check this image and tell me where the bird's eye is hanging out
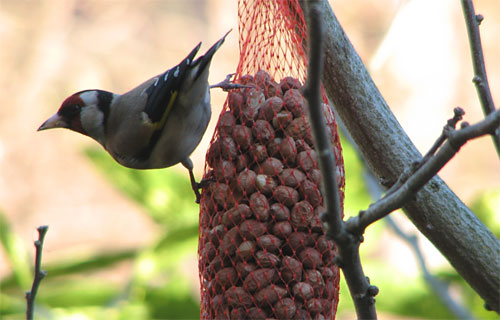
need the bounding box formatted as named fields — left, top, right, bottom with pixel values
left=59, top=104, right=82, bottom=118
left=67, top=104, right=81, bottom=116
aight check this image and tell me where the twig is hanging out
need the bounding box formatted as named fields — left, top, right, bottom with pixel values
left=313, top=0, right=499, bottom=311
left=346, top=108, right=500, bottom=234
left=385, top=107, right=465, bottom=197
left=302, top=1, right=342, bottom=236
left=302, top=1, right=377, bottom=319
left=25, top=225, right=49, bottom=320
left=460, top=0, right=500, bottom=158
left=339, top=116, right=473, bottom=318
left=420, top=107, right=465, bottom=166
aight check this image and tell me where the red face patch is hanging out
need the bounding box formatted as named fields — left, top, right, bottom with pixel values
left=59, top=93, right=84, bottom=112
left=57, top=93, right=85, bottom=134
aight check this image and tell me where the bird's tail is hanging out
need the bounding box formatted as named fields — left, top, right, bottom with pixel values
left=193, top=29, right=232, bottom=80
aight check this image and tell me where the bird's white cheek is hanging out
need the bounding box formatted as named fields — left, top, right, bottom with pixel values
left=81, top=106, right=106, bottom=145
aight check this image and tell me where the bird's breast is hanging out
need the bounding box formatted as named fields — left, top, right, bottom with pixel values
left=149, top=97, right=211, bottom=168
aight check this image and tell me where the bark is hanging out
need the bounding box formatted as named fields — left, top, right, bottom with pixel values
left=316, top=0, right=500, bottom=312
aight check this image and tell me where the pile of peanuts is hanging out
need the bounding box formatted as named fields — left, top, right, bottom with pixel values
left=199, top=70, right=343, bottom=319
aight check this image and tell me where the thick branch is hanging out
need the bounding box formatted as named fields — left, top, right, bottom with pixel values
left=460, top=0, right=500, bottom=157
left=341, top=118, right=472, bottom=319
left=347, top=109, right=500, bottom=234
left=317, top=0, right=500, bottom=312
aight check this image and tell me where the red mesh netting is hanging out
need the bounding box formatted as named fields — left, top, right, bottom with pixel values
left=198, top=0, right=345, bottom=318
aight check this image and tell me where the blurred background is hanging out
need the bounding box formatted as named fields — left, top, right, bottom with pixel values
left=0, top=0, right=498, bottom=319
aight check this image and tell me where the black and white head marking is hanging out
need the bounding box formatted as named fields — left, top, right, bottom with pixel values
left=78, top=90, right=115, bottom=144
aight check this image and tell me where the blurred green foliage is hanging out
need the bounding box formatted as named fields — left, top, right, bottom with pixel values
left=336, top=134, right=499, bottom=320
left=1, top=141, right=498, bottom=319
left=0, top=147, right=200, bottom=319
left=469, top=188, right=500, bottom=238
left=0, top=210, right=32, bottom=290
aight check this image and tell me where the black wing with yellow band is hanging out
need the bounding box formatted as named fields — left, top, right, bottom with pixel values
left=135, top=31, right=230, bottom=161
left=144, top=43, right=201, bottom=125
left=144, top=30, right=230, bottom=128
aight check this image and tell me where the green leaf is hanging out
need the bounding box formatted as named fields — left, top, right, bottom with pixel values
left=154, top=224, right=199, bottom=251
left=469, top=188, right=500, bottom=237
left=84, top=147, right=198, bottom=228
left=339, top=134, right=373, bottom=219
left=36, top=279, right=119, bottom=308
left=1, top=249, right=136, bottom=290
left=0, top=292, right=28, bottom=318
left=0, top=210, right=32, bottom=289
left=145, top=277, right=200, bottom=319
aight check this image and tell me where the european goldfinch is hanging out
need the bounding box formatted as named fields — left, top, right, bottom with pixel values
left=39, top=31, right=233, bottom=203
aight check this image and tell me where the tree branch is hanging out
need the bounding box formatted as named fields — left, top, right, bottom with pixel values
left=316, top=0, right=500, bottom=312
left=25, top=225, right=48, bottom=320
left=346, top=108, right=500, bottom=234
left=383, top=107, right=465, bottom=199
left=417, top=107, right=465, bottom=173
left=302, top=1, right=377, bottom=318
left=302, top=0, right=342, bottom=237
left=339, top=116, right=473, bottom=319
left=460, top=0, right=500, bottom=157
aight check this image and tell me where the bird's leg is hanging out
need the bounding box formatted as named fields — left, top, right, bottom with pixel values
left=210, top=73, right=253, bottom=91
left=182, top=158, right=215, bottom=204
left=182, top=158, right=202, bottom=203
left=188, top=168, right=202, bottom=204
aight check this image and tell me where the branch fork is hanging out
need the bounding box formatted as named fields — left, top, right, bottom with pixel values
left=302, top=0, right=500, bottom=317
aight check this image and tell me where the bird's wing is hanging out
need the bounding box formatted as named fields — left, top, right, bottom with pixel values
left=135, top=31, right=230, bottom=162
left=143, top=30, right=230, bottom=127
left=132, top=44, right=201, bottom=162
left=143, top=42, right=201, bottom=127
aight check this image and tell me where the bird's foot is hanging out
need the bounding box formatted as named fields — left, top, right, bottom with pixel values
left=196, top=177, right=215, bottom=189
left=210, top=73, right=253, bottom=91
left=191, top=177, right=215, bottom=204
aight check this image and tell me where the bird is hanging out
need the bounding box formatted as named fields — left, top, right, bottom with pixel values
left=38, top=31, right=236, bottom=203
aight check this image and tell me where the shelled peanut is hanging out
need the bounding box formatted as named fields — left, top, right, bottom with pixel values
left=200, top=70, right=343, bottom=319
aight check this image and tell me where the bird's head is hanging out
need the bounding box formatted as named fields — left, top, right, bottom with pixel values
left=38, top=90, right=114, bottom=145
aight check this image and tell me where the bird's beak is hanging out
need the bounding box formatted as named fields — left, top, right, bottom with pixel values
left=37, top=113, right=68, bottom=131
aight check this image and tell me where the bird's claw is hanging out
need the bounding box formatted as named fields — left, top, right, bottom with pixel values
left=196, top=177, right=215, bottom=189
left=192, top=177, right=215, bottom=204
left=210, top=73, right=253, bottom=91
